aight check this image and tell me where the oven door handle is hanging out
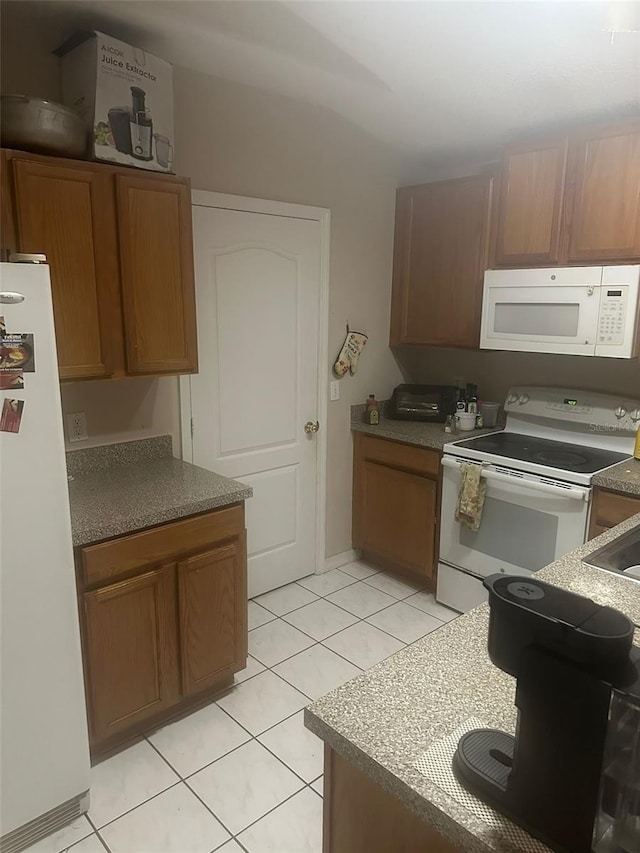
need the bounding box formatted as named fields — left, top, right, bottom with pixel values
left=441, top=457, right=590, bottom=502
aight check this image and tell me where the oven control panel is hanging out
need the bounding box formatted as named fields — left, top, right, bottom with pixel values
left=504, top=386, right=640, bottom=435
left=546, top=399, right=593, bottom=415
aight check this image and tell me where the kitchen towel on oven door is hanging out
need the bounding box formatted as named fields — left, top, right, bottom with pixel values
left=455, top=463, right=487, bottom=531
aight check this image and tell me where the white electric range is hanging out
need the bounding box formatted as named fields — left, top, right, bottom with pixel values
left=437, top=386, right=638, bottom=613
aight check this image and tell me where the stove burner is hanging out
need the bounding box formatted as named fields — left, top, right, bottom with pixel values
left=532, top=450, right=589, bottom=468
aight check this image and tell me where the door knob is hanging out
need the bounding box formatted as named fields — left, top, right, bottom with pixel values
left=304, top=420, right=320, bottom=434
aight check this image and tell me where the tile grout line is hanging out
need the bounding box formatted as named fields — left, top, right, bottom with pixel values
left=249, top=570, right=455, bottom=629
left=83, top=812, right=112, bottom=853
left=87, top=777, right=184, bottom=835
left=249, top=600, right=442, bottom=670
left=182, top=757, right=310, bottom=846
left=254, top=568, right=365, bottom=614
left=144, top=701, right=319, bottom=833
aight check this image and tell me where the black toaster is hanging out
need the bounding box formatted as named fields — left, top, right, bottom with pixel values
left=387, top=384, right=458, bottom=423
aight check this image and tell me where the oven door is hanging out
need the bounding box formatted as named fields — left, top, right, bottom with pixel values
left=439, top=455, right=591, bottom=580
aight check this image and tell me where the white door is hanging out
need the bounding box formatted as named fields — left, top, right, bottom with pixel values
left=183, top=196, right=327, bottom=598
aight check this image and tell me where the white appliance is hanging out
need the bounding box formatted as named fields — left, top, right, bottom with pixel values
left=437, top=386, right=639, bottom=613
left=0, top=262, right=90, bottom=853
left=480, top=265, right=640, bottom=358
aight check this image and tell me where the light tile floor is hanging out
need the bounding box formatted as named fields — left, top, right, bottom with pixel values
left=27, top=562, right=457, bottom=853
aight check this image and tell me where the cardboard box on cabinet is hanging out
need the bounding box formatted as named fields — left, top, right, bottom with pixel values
left=56, top=30, right=174, bottom=173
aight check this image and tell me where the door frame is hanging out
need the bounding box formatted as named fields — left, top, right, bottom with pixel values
left=180, top=190, right=331, bottom=574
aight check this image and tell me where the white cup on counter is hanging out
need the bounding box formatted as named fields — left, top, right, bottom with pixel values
left=456, top=412, right=477, bottom=431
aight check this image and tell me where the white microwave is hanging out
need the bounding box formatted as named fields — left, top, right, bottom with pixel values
left=480, top=265, right=640, bottom=358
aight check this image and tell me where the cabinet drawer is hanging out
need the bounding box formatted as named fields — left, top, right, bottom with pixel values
left=357, top=434, right=440, bottom=477
left=592, top=489, right=640, bottom=530
left=82, top=505, right=244, bottom=587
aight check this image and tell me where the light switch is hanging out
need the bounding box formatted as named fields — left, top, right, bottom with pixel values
left=330, top=380, right=340, bottom=401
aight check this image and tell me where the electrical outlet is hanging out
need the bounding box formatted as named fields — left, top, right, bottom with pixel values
left=67, top=412, right=88, bottom=443
left=330, top=380, right=340, bottom=401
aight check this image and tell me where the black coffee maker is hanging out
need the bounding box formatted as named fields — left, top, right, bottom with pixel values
left=453, top=574, right=640, bottom=853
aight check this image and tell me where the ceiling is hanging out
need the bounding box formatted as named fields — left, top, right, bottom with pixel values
left=3, top=0, right=639, bottom=174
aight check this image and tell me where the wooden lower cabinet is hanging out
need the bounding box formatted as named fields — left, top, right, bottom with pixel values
left=588, top=487, right=640, bottom=540
left=178, top=538, right=247, bottom=697
left=78, top=505, right=247, bottom=756
left=353, top=433, right=440, bottom=584
left=323, top=747, right=460, bottom=853
left=83, top=565, right=179, bottom=743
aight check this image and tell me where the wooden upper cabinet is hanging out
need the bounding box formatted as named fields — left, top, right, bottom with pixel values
left=178, top=537, right=247, bottom=697
left=566, top=120, right=640, bottom=262
left=11, top=159, right=120, bottom=379
left=494, top=137, right=568, bottom=266
left=390, top=174, right=493, bottom=348
left=2, top=148, right=198, bottom=380
left=116, top=174, right=198, bottom=375
left=82, top=565, right=179, bottom=743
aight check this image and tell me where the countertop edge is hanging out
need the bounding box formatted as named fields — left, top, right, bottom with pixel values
left=304, top=709, right=487, bottom=853
left=305, top=512, right=640, bottom=853
left=353, top=422, right=640, bottom=499
left=591, top=458, right=640, bottom=498
left=71, top=488, right=253, bottom=548
left=351, top=420, right=446, bottom=450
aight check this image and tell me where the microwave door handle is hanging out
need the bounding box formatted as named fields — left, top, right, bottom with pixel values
left=441, top=456, right=589, bottom=501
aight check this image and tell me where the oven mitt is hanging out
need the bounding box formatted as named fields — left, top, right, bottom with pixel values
left=455, top=463, right=487, bottom=531
left=334, top=329, right=368, bottom=377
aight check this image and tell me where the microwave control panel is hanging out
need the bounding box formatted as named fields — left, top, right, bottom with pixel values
left=598, top=287, right=627, bottom=346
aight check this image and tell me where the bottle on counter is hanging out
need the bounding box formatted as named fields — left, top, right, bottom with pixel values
left=466, top=383, right=478, bottom=414
left=366, top=394, right=380, bottom=425
left=634, top=426, right=640, bottom=460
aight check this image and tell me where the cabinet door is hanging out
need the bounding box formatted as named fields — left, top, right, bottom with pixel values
left=11, top=159, right=120, bottom=379
left=116, top=174, right=198, bottom=375
left=357, top=460, right=437, bottom=579
left=390, top=175, right=493, bottom=348
left=1, top=150, right=17, bottom=258
left=83, top=565, right=179, bottom=744
left=494, top=137, right=568, bottom=266
left=178, top=537, right=247, bottom=697
left=567, top=120, right=640, bottom=262
left=588, top=488, right=640, bottom=540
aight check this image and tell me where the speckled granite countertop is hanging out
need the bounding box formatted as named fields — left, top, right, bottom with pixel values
left=305, top=514, right=640, bottom=853
left=352, top=406, right=640, bottom=498
left=592, top=457, right=640, bottom=497
left=351, top=404, right=503, bottom=451
left=67, top=437, right=252, bottom=547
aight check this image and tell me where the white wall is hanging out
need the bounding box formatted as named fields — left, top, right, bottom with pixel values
left=1, top=13, right=404, bottom=557
left=171, top=65, right=404, bottom=557
left=60, top=377, right=182, bottom=452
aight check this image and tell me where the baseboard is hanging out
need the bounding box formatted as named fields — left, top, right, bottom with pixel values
left=321, top=548, right=361, bottom=573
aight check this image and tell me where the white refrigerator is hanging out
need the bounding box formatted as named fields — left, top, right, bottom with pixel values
left=0, top=262, right=90, bottom=852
